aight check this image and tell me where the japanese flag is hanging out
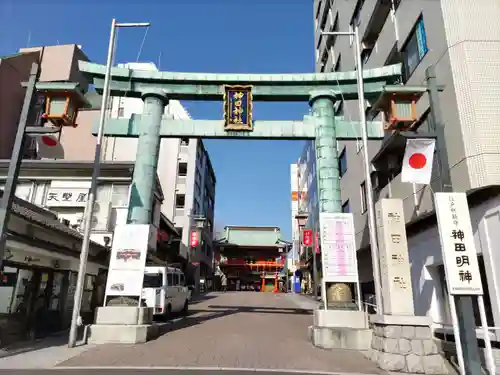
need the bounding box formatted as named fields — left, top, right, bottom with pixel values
left=27, top=134, right=64, bottom=159
left=401, top=138, right=436, bottom=185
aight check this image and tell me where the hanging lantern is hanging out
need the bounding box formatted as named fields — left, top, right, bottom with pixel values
left=383, top=93, right=419, bottom=131
left=34, top=82, right=91, bottom=128
left=370, top=86, right=426, bottom=132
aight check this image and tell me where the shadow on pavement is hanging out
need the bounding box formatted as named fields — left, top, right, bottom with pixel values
left=206, top=305, right=312, bottom=315
left=188, top=294, right=218, bottom=305
left=152, top=304, right=311, bottom=340
left=0, top=330, right=85, bottom=359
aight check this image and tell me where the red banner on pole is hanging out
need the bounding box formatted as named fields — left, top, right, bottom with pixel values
left=303, top=229, right=313, bottom=247
left=190, top=230, right=199, bottom=247
left=315, top=231, right=320, bottom=254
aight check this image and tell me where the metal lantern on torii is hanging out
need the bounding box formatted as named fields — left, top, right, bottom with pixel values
left=295, top=211, right=309, bottom=250
left=371, top=87, right=423, bottom=132
left=189, top=215, right=207, bottom=258
left=369, top=85, right=439, bottom=180
left=29, top=82, right=90, bottom=128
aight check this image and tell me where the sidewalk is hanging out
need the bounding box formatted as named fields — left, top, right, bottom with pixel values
left=285, top=292, right=321, bottom=311
left=0, top=333, right=94, bottom=369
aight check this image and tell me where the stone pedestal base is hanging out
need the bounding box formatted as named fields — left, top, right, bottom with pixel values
left=314, top=309, right=368, bottom=329
left=88, top=306, right=159, bottom=344
left=369, top=315, right=449, bottom=374
left=309, top=309, right=371, bottom=350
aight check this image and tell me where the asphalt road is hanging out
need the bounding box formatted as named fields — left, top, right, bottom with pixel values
left=0, top=370, right=371, bottom=375
left=58, top=293, right=382, bottom=374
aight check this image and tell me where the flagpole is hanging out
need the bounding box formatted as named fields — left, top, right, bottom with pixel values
left=353, top=25, right=383, bottom=314
left=426, top=65, right=486, bottom=375
left=320, top=25, right=384, bottom=314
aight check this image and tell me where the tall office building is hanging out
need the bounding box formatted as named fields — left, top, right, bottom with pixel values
left=104, top=63, right=216, bottom=281
left=289, top=164, right=300, bottom=267
left=292, top=143, right=321, bottom=289
left=310, top=0, right=500, bottom=329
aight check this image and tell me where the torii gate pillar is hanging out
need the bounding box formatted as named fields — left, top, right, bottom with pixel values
left=127, top=90, right=168, bottom=224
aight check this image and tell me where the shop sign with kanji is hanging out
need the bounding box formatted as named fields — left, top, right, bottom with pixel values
left=45, top=187, right=89, bottom=207
left=435, top=192, right=483, bottom=295
left=302, top=229, right=313, bottom=247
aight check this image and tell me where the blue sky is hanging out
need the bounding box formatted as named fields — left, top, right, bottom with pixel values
left=0, top=0, right=314, bottom=240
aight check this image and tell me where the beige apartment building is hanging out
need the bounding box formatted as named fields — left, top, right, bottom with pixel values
left=0, top=44, right=214, bottom=288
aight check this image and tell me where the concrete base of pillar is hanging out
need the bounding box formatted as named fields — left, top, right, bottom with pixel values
left=309, top=309, right=371, bottom=350
left=369, top=314, right=450, bottom=374
left=309, top=325, right=372, bottom=350
left=88, top=306, right=159, bottom=344
left=313, top=309, right=369, bottom=329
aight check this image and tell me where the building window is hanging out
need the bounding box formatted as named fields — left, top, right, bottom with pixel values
left=342, top=200, right=350, bottom=213
left=338, top=148, right=347, bottom=177
left=15, top=182, right=33, bottom=202
left=117, top=106, right=124, bottom=118
left=326, top=12, right=339, bottom=51
left=402, top=16, right=428, bottom=80
left=178, top=162, right=188, bottom=177
left=319, top=1, right=330, bottom=30
left=320, top=50, right=328, bottom=72
left=334, top=54, right=341, bottom=72
left=335, top=101, right=344, bottom=116
left=350, top=0, right=365, bottom=28
left=360, top=181, right=367, bottom=213
left=81, top=274, right=96, bottom=312
left=195, top=181, right=201, bottom=198
left=193, top=199, right=200, bottom=215
left=175, top=194, right=185, bottom=208
left=361, top=48, right=373, bottom=65
left=181, top=138, right=189, bottom=146
left=111, top=184, right=129, bottom=207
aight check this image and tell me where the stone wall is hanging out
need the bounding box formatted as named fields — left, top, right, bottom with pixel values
left=370, top=321, right=449, bottom=374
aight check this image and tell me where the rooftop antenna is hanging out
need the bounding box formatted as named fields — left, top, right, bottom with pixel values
left=158, top=51, right=162, bottom=70
left=26, top=31, right=31, bottom=48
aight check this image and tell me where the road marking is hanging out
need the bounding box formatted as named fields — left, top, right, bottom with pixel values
left=54, top=365, right=377, bottom=375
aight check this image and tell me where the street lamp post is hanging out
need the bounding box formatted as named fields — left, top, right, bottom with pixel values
left=190, top=215, right=207, bottom=292
left=68, top=18, right=151, bottom=349
left=321, top=25, right=383, bottom=314
left=296, top=212, right=313, bottom=295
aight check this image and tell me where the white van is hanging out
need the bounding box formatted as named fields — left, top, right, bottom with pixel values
left=142, top=266, right=190, bottom=319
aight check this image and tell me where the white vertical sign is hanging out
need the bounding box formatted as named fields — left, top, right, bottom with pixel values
left=435, top=193, right=483, bottom=295
left=319, top=212, right=359, bottom=283
left=105, top=224, right=151, bottom=300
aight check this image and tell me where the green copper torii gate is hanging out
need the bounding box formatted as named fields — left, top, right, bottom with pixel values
left=79, top=61, right=401, bottom=219
left=78, top=60, right=402, bottom=299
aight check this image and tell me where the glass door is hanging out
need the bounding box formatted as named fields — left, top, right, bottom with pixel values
left=49, top=272, right=64, bottom=311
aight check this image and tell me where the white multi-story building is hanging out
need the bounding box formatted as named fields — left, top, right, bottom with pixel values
left=103, top=62, right=216, bottom=280
left=311, top=0, right=500, bottom=338
left=289, top=164, right=300, bottom=272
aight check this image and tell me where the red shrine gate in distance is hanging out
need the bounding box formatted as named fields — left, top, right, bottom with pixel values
left=214, top=226, right=291, bottom=292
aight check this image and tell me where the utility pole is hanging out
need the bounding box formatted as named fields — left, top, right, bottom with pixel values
left=68, top=18, right=151, bottom=348
left=0, top=63, right=39, bottom=269
left=321, top=26, right=383, bottom=314
left=312, top=212, right=318, bottom=299
left=426, top=66, right=482, bottom=375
